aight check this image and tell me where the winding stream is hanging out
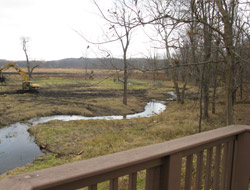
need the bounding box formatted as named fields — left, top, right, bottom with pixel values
left=0, top=100, right=167, bottom=174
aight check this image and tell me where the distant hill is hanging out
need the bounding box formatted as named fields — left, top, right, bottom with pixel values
left=0, top=58, right=166, bottom=70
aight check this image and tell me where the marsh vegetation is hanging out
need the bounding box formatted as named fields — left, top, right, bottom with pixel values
left=0, top=69, right=249, bottom=180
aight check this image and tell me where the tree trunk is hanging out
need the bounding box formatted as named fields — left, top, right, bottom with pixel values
left=180, top=69, right=189, bottom=104
left=30, top=65, right=39, bottom=78
left=240, top=73, right=243, bottom=100
left=232, top=88, right=237, bottom=106
left=85, top=62, right=88, bottom=80
left=199, top=69, right=204, bottom=133
left=153, top=62, right=156, bottom=85
left=202, top=16, right=212, bottom=119
left=215, top=0, right=235, bottom=125
left=199, top=61, right=206, bottom=132
left=225, top=56, right=233, bottom=125
left=123, top=56, right=128, bottom=105
left=212, top=37, right=220, bottom=114
left=180, top=82, right=187, bottom=104
left=212, top=72, right=217, bottom=114
left=25, top=51, right=31, bottom=78
left=171, top=68, right=181, bottom=103
left=203, top=68, right=210, bottom=118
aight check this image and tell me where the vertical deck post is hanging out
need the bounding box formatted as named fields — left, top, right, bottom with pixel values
left=145, top=166, right=160, bottom=190
left=159, top=153, right=182, bottom=190
left=231, top=132, right=250, bottom=190
left=128, top=173, right=137, bottom=190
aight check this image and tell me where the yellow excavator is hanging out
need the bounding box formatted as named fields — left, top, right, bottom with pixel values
left=0, top=62, right=39, bottom=93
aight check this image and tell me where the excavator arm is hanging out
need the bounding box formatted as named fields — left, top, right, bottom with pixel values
left=13, top=65, right=29, bottom=82
left=0, top=62, right=29, bottom=82
left=0, top=62, right=39, bottom=92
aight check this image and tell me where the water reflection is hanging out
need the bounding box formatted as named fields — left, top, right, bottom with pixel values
left=0, top=123, right=43, bottom=174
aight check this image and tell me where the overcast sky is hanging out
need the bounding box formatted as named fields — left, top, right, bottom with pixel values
left=0, top=0, right=157, bottom=61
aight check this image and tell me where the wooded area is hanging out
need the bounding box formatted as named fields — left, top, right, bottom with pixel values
left=91, top=0, right=250, bottom=126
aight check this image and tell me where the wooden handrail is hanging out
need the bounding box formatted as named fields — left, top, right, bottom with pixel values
left=0, top=125, right=250, bottom=190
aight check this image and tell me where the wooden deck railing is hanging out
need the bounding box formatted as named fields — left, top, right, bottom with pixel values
left=1, top=125, right=250, bottom=190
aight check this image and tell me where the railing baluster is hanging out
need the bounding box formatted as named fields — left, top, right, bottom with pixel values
left=110, top=178, right=118, bottom=190
left=184, top=154, right=193, bottom=190
left=195, top=151, right=203, bottom=190
left=145, top=166, right=160, bottom=190
left=128, top=172, right=137, bottom=190
left=88, top=184, right=97, bottom=190
left=220, top=142, right=229, bottom=189
left=225, top=140, right=234, bottom=189
left=213, top=144, right=221, bottom=190
left=204, top=147, right=213, bottom=190
left=164, top=153, right=182, bottom=190
left=145, top=168, right=153, bottom=190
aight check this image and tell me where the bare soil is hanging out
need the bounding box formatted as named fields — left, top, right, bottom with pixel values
left=0, top=73, right=162, bottom=127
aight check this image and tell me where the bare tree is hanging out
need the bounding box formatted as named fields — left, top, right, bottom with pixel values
left=91, top=0, right=138, bottom=105
left=214, top=0, right=240, bottom=125
left=142, top=0, right=188, bottom=104
left=20, top=36, right=39, bottom=78
left=21, top=36, right=31, bottom=78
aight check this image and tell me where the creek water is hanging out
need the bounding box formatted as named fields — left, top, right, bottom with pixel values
left=0, top=100, right=167, bottom=174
